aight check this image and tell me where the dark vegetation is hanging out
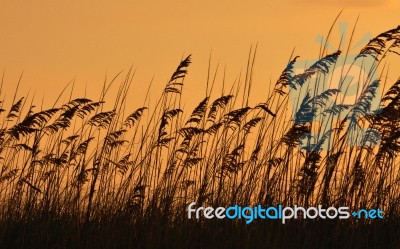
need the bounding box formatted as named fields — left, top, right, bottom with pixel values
left=1, top=24, right=400, bottom=248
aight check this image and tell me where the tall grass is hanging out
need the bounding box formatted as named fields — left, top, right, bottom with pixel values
left=0, top=25, right=400, bottom=249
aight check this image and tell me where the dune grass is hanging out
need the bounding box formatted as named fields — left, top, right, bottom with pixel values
left=0, top=25, right=400, bottom=249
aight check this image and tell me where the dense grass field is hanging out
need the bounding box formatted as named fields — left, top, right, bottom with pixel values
left=0, top=24, right=400, bottom=248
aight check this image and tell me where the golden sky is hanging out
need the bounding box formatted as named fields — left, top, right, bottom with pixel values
left=0, top=1, right=399, bottom=109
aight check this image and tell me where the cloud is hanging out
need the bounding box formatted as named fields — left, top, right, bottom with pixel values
left=296, top=0, right=398, bottom=8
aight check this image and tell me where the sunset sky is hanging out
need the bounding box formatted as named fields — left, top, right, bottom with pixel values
left=1, top=1, right=399, bottom=110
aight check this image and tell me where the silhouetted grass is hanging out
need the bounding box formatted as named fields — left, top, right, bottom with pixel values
left=0, top=24, right=400, bottom=249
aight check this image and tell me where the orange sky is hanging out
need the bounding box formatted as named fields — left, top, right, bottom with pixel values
left=0, top=1, right=399, bottom=110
